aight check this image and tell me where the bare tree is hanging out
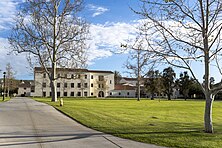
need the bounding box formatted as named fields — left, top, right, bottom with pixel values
left=5, top=63, right=16, bottom=97
left=135, top=0, right=222, bottom=133
left=121, top=38, right=154, bottom=101
left=9, top=0, right=89, bottom=102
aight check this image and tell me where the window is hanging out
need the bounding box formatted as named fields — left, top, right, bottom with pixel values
left=57, top=92, right=60, bottom=97
left=119, top=92, right=121, bottom=95
left=127, top=92, right=130, bottom=96
left=91, top=92, right=93, bottom=96
left=70, top=92, right=74, bottom=96
left=77, top=92, right=81, bottom=97
left=43, top=73, right=46, bottom=78
left=57, top=83, right=60, bottom=88
left=91, top=83, right=93, bottom=87
left=64, top=74, right=67, bottom=78
left=71, top=83, right=74, bottom=88
left=110, top=80, right=112, bottom=84
left=57, top=73, right=60, bottom=78
left=24, top=87, right=26, bottom=90
left=64, top=92, right=67, bottom=96
left=91, top=75, right=93, bottom=79
left=99, top=84, right=104, bottom=88
left=42, top=83, right=46, bottom=88
left=43, top=92, right=46, bottom=97
left=71, top=74, right=74, bottom=79
left=31, top=86, right=35, bottom=92
left=110, top=92, right=112, bottom=96
left=77, top=83, right=81, bottom=88
left=77, top=74, right=80, bottom=79
left=99, top=75, right=104, bottom=81
left=85, top=75, right=87, bottom=79
left=64, top=83, right=67, bottom=88
left=84, top=83, right=88, bottom=88
left=84, top=92, right=87, bottom=97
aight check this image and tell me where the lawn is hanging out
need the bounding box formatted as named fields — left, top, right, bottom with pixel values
left=34, top=98, right=222, bottom=148
left=0, top=97, right=10, bottom=102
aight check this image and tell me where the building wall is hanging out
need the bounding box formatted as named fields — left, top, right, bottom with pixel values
left=110, top=90, right=136, bottom=98
left=18, top=87, right=31, bottom=97
left=32, top=70, right=114, bottom=98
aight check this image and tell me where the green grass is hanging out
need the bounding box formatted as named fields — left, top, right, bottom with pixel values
left=0, top=97, right=10, bottom=102
left=34, top=97, right=222, bottom=148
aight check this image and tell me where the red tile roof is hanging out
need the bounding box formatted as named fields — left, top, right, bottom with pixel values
left=114, top=84, right=135, bottom=90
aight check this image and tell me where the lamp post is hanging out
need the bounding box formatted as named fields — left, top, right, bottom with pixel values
left=3, top=72, right=6, bottom=101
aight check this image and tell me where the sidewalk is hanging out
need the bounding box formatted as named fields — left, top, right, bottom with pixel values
left=0, top=97, right=166, bottom=148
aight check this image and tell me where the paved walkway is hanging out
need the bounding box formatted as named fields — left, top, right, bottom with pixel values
left=0, top=97, right=165, bottom=148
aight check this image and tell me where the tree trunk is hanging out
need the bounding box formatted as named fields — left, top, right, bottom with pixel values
left=137, top=80, right=140, bottom=101
left=167, top=93, right=171, bottom=100
left=51, top=62, right=57, bottom=102
left=7, top=81, right=10, bottom=97
left=204, top=93, right=214, bottom=133
left=137, top=73, right=140, bottom=101
left=51, top=80, right=57, bottom=102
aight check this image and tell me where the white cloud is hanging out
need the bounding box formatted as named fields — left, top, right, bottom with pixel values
left=0, top=19, right=140, bottom=79
left=0, top=0, right=141, bottom=79
left=86, top=21, right=139, bottom=65
left=0, top=0, right=24, bottom=31
left=87, top=4, right=109, bottom=17
left=0, top=0, right=30, bottom=79
left=0, top=38, right=32, bottom=79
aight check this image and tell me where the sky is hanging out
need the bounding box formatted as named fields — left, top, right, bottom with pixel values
left=0, top=0, right=220, bottom=82
left=0, top=0, right=142, bottom=80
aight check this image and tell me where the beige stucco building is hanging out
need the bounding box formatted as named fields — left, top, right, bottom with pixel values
left=32, top=67, right=114, bottom=98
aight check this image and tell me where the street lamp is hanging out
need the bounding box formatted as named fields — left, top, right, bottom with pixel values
left=3, top=72, right=6, bottom=101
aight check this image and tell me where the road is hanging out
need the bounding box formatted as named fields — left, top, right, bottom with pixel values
left=0, top=97, right=165, bottom=148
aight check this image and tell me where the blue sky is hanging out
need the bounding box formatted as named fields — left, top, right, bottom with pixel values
left=0, top=0, right=142, bottom=80
left=0, top=0, right=219, bottom=82
left=83, top=0, right=139, bottom=23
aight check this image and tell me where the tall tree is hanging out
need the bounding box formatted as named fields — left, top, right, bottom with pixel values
left=114, top=71, right=122, bottom=85
left=136, top=0, right=222, bottom=133
left=9, top=0, right=89, bottom=102
left=162, top=67, right=176, bottom=100
left=176, top=71, right=194, bottom=100
left=144, top=70, right=163, bottom=100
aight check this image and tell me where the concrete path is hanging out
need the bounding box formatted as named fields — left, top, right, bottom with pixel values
left=0, top=97, right=165, bottom=148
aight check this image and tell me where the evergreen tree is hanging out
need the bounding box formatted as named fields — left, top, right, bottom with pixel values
left=162, top=67, right=176, bottom=100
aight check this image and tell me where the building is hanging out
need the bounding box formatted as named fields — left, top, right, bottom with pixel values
left=119, top=77, right=139, bottom=87
left=110, top=84, right=136, bottom=98
left=18, top=80, right=34, bottom=97
left=118, top=77, right=147, bottom=98
left=117, top=77, right=179, bottom=99
left=32, top=67, right=114, bottom=98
